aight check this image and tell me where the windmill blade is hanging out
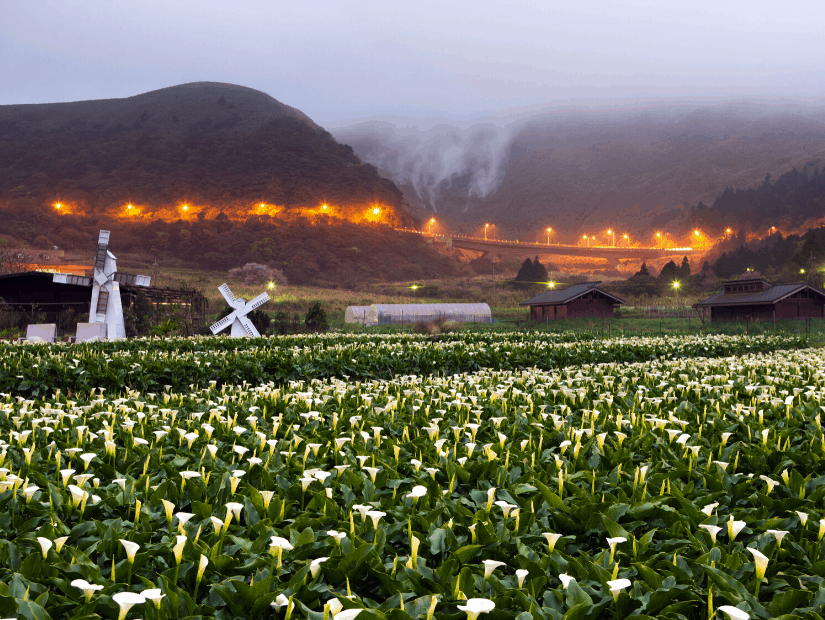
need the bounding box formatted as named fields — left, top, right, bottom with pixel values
left=244, top=292, right=270, bottom=313
left=94, top=230, right=111, bottom=272
left=239, top=315, right=260, bottom=338
left=210, top=310, right=238, bottom=335
left=218, top=283, right=241, bottom=309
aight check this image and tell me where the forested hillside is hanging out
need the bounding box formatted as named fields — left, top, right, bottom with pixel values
left=0, top=82, right=411, bottom=225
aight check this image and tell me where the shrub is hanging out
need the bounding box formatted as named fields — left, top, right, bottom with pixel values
left=304, top=302, right=328, bottom=332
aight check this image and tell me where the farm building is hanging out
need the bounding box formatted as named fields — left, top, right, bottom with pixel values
left=520, top=281, right=625, bottom=320
left=344, top=306, right=371, bottom=324
left=359, top=303, right=493, bottom=326
left=694, top=278, right=825, bottom=322
left=0, top=271, right=209, bottom=331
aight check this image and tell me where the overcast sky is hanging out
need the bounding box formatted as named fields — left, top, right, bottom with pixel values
left=2, top=0, right=823, bottom=124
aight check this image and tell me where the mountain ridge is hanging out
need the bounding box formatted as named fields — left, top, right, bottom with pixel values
left=332, top=102, right=825, bottom=241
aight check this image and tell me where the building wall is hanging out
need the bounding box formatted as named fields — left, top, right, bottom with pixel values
left=530, top=304, right=567, bottom=320
left=710, top=297, right=825, bottom=322
left=567, top=296, right=614, bottom=318
left=775, top=293, right=825, bottom=319
left=710, top=304, right=775, bottom=323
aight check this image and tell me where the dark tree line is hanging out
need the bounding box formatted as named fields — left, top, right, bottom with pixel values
left=691, top=162, right=825, bottom=233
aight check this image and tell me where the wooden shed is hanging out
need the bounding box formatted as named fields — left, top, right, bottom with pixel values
left=520, top=281, right=624, bottom=320
left=694, top=278, right=825, bottom=322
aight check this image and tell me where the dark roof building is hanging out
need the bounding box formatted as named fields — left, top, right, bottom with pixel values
left=520, top=281, right=625, bottom=320
left=694, top=278, right=825, bottom=322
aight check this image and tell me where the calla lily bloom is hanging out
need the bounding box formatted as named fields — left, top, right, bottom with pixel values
left=559, top=574, right=574, bottom=589
left=727, top=518, right=746, bottom=541
left=272, top=594, right=290, bottom=610
left=699, top=524, right=722, bottom=544
left=543, top=532, right=562, bottom=552
left=334, top=610, right=363, bottom=620
left=718, top=605, right=749, bottom=620
left=120, top=539, right=140, bottom=563
left=112, top=591, right=146, bottom=620
left=71, top=578, right=103, bottom=602
left=516, top=569, right=529, bottom=588
left=36, top=537, right=52, bottom=558
left=482, top=559, right=505, bottom=578
left=366, top=510, right=386, bottom=528
left=747, top=547, right=769, bottom=582
left=310, top=556, right=329, bottom=577
left=607, top=578, right=632, bottom=601
left=141, top=588, right=166, bottom=610
left=457, top=598, right=495, bottom=620
left=407, top=485, right=427, bottom=499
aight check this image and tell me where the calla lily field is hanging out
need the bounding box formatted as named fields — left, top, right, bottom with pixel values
left=1, top=331, right=825, bottom=619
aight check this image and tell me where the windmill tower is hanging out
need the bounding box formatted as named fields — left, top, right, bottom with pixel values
left=53, top=230, right=151, bottom=340
left=210, top=283, right=270, bottom=337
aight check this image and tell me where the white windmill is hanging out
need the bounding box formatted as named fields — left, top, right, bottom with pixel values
left=210, top=283, right=270, bottom=337
left=53, top=230, right=151, bottom=340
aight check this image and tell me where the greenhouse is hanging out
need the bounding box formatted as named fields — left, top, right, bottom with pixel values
left=344, top=306, right=372, bottom=324
left=363, top=303, right=493, bottom=326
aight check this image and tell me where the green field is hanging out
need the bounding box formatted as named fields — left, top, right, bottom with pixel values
left=1, top=331, right=825, bottom=620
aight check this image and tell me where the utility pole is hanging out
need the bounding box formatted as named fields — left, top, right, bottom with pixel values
left=491, top=260, right=497, bottom=311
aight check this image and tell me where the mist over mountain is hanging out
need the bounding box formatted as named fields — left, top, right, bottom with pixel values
left=0, top=82, right=410, bottom=225
left=331, top=120, right=514, bottom=213
left=332, top=103, right=825, bottom=240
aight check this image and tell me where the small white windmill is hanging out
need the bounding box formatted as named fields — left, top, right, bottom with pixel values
left=53, top=230, right=151, bottom=340
left=210, top=283, right=270, bottom=337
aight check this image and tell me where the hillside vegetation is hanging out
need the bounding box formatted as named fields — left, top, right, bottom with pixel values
left=335, top=103, right=825, bottom=240
left=0, top=82, right=411, bottom=225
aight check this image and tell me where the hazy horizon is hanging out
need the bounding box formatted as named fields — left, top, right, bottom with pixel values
left=2, top=1, right=823, bottom=124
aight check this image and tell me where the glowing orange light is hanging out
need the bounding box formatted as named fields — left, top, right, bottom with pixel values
left=694, top=230, right=700, bottom=237
left=322, top=204, right=328, bottom=210
left=607, top=229, right=612, bottom=234
left=127, top=204, right=133, bottom=210
left=182, top=205, right=189, bottom=211
left=547, top=227, right=552, bottom=232
left=583, top=234, right=587, bottom=239
left=373, top=207, right=380, bottom=215
left=260, top=203, right=266, bottom=209
left=430, top=218, right=435, bottom=224
left=656, top=232, right=661, bottom=238
left=55, top=202, right=62, bottom=210
left=623, top=234, right=628, bottom=239
left=726, top=228, right=732, bottom=234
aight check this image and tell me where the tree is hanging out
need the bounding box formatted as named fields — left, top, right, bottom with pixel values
left=635, top=262, right=650, bottom=277
left=658, top=260, right=680, bottom=282
left=680, top=256, right=691, bottom=278
left=515, top=257, right=548, bottom=282
left=515, top=258, right=535, bottom=282
left=304, top=302, right=328, bottom=332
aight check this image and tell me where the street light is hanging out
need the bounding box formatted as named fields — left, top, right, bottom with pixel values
left=547, top=227, right=552, bottom=245
left=485, top=223, right=489, bottom=240
left=182, top=205, right=189, bottom=212
left=672, top=280, right=681, bottom=290
left=54, top=202, right=62, bottom=210
left=583, top=234, right=591, bottom=248
left=547, top=281, right=555, bottom=289
left=694, top=229, right=700, bottom=238
left=607, top=229, right=615, bottom=247
left=428, top=218, right=435, bottom=233
left=623, top=233, right=629, bottom=246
